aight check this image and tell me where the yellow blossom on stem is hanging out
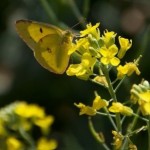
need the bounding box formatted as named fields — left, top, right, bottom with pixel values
left=117, top=62, right=140, bottom=79
left=37, top=137, right=57, bottom=150
left=99, top=44, right=120, bottom=66
left=138, top=91, right=150, bottom=115
left=109, top=102, right=133, bottom=116
left=14, top=102, right=45, bottom=119
left=118, top=36, right=132, bottom=59
left=129, top=144, right=137, bottom=150
left=34, top=115, right=54, bottom=134
left=81, top=52, right=96, bottom=67
left=6, top=137, right=23, bottom=150
left=92, top=95, right=108, bottom=110
left=101, top=30, right=116, bottom=47
left=75, top=95, right=108, bottom=116
left=130, top=80, right=150, bottom=104
left=130, top=80, right=150, bottom=115
left=66, top=52, right=96, bottom=80
left=68, top=38, right=89, bottom=55
left=80, top=23, right=100, bottom=39
left=93, top=76, right=108, bottom=87
left=112, top=130, right=124, bottom=150
left=74, top=102, right=96, bottom=116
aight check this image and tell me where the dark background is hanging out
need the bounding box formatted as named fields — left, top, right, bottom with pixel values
left=0, top=0, right=150, bottom=149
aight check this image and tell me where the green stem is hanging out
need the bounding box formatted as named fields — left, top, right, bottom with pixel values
left=121, top=109, right=140, bottom=150
left=88, top=117, right=110, bottom=150
left=128, top=109, right=140, bottom=133
left=103, top=108, right=118, bottom=131
left=121, top=111, right=149, bottom=125
left=101, top=65, right=122, bottom=133
left=101, top=65, right=117, bottom=101
left=148, top=116, right=150, bottom=150
left=19, top=128, right=35, bottom=149
left=132, top=112, right=149, bottom=122
left=127, top=125, right=147, bottom=137
left=114, top=76, right=126, bottom=93
left=112, top=78, right=118, bottom=85
left=96, top=111, right=115, bottom=117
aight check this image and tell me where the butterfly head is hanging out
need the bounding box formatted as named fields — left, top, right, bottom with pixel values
left=62, top=30, right=73, bottom=44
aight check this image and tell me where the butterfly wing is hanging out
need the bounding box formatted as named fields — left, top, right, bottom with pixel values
left=34, top=33, right=72, bottom=74
left=16, top=20, right=72, bottom=74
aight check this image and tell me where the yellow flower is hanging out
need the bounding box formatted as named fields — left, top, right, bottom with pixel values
left=112, top=130, right=124, bottom=150
left=6, top=137, right=22, bottom=150
left=118, top=36, right=132, bottom=59
left=99, top=44, right=120, bottom=66
left=66, top=64, right=86, bottom=76
left=68, top=38, right=89, bottom=55
left=37, top=137, right=57, bottom=150
left=34, top=115, right=54, bottom=134
left=101, top=30, right=117, bottom=47
left=129, top=144, right=137, bottom=150
left=15, top=102, right=45, bottom=119
left=74, top=102, right=96, bottom=116
left=74, top=95, right=108, bottom=116
left=82, top=52, right=96, bottom=67
left=0, top=120, right=7, bottom=136
left=66, top=52, right=96, bottom=80
left=138, top=91, right=150, bottom=115
left=109, top=102, right=133, bottom=116
left=92, top=95, right=108, bottom=110
left=117, top=62, right=140, bottom=79
left=80, top=23, right=100, bottom=39
left=93, top=76, right=108, bottom=87
left=130, top=80, right=150, bottom=104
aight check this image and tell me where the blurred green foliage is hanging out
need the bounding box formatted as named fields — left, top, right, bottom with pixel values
left=0, top=0, right=150, bottom=149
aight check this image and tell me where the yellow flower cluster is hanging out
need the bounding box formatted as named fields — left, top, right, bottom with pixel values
left=14, top=102, right=54, bottom=133
left=112, top=130, right=124, bottom=149
left=130, top=80, right=150, bottom=115
left=66, top=23, right=139, bottom=80
left=0, top=101, right=57, bottom=150
left=112, top=131, right=137, bottom=150
left=75, top=95, right=133, bottom=116
left=67, top=22, right=147, bottom=150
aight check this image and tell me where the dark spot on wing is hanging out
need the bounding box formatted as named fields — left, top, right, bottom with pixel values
left=47, top=47, right=52, bottom=53
left=40, top=28, right=43, bottom=33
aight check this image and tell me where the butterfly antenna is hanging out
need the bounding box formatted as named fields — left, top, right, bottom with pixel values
left=71, top=18, right=87, bottom=38
left=71, top=18, right=87, bottom=29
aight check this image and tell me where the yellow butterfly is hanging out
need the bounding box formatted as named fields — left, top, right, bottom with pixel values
left=16, top=20, right=73, bottom=74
